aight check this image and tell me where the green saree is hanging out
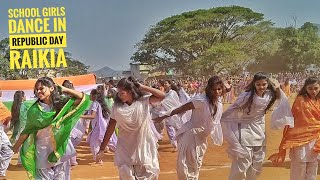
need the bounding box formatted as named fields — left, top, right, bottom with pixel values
left=20, top=94, right=90, bottom=179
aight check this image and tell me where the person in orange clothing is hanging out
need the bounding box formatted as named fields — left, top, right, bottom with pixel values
left=0, top=89, right=14, bottom=179
left=281, top=78, right=291, bottom=98
left=269, top=76, right=320, bottom=180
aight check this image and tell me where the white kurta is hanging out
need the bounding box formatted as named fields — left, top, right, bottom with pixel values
left=174, top=94, right=223, bottom=180
left=221, top=89, right=293, bottom=158
left=0, top=123, right=13, bottom=176
left=176, top=95, right=223, bottom=145
left=178, top=87, right=190, bottom=105
left=111, top=95, right=159, bottom=179
left=221, top=89, right=293, bottom=180
left=178, top=88, right=192, bottom=122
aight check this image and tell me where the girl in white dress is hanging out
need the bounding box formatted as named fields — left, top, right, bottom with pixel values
left=97, top=77, right=166, bottom=179
left=81, top=89, right=117, bottom=164
left=154, top=76, right=228, bottom=180
left=0, top=100, right=13, bottom=179
left=221, top=72, right=293, bottom=180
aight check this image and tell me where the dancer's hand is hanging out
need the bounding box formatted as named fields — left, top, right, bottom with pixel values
left=268, top=149, right=286, bottom=166
left=269, top=78, right=280, bottom=89
left=223, top=81, right=231, bottom=92
left=96, top=150, right=104, bottom=162
left=11, top=134, right=29, bottom=154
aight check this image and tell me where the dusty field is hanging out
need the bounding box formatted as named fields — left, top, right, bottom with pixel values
left=5, top=96, right=320, bottom=179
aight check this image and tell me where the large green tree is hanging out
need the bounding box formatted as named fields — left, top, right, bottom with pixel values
left=274, top=22, right=320, bottom=72
left=0, top=37, right=90, bottom=79
left=131, top=6, right=276, bottom=76
left=247, top=23, right=320, bottom=73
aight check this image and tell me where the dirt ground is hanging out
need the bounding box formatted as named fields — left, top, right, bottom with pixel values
left=5, top=96, right=320, bottom=179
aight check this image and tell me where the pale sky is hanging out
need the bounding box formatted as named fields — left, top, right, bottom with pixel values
left=1, top=0, right=319, bottom=71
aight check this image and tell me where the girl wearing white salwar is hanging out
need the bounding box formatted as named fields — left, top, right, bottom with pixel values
left=153, top=79, right=173, bottom=141
left=69, top=117, right=89, bottom=166
left=97, top=77, right=166, bottom=180
left=82, top=89, right=117, bottom=163
left=0, top=121, right=13, bottom=178
left=154, top=76, right=228, bottom=180
left=151, top=80, right=188, bottom=151
left=221, top=72, right=293, bottom=180
left=0, top=93, right=14, bottom=178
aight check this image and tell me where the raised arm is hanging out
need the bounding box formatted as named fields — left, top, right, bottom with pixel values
left=269, top=78, right=281, bottom=99
left=170, top=102, right=194, bottom=117
left=59, top=85, right=83, bottom=99
left=59, top=85, right=84, bottom=105
left=138, top=83, right=166, bottom=104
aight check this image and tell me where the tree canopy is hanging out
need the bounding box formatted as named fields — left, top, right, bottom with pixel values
left=132, top=6, right=320, bottom=76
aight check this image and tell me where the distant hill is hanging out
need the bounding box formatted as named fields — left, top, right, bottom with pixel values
left=92, top=66, right=122, bottom=77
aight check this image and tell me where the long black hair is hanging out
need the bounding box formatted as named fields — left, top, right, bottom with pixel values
left=11, top=90, right=25, bottom=129
left=241, top=72, right=277, bottom=114
left=62, top=80, right=74, bottom=89
left=96, top=85, right=106, bottom=95
left=34, top=77, right=68, bottom=114
left=114, top=76, right=144, bottom=105
left=298, top=76, right=320, bottom=99
left=90, top=89, right=110, bottom=118
left=205, top=76, right=224, bottom=116
left=107, top=88, right=117, bottom=99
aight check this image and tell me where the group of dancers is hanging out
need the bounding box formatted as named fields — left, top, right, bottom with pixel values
left=0, top=71, right=319, bottom=180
